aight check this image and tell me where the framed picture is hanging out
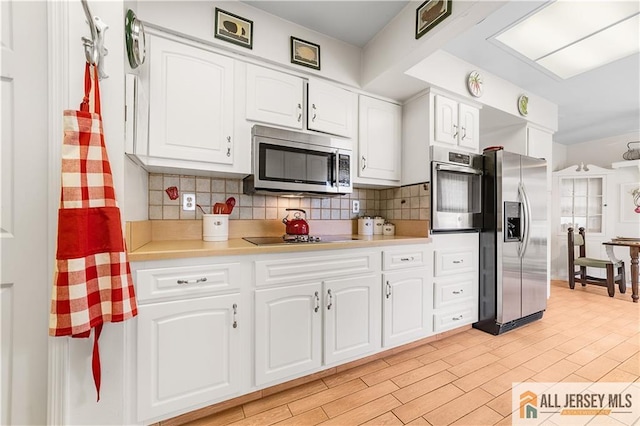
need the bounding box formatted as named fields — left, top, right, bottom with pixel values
left=416, top=0, right=452, bottom=39
left=620, top=182, right=640, bottom=223
left=214, top=8, right=253, bottom=49
left=291, top=37, right=320, bottom=70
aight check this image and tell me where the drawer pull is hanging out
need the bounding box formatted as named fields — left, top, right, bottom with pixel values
left=452, top=289, right=464, bottom=295
left=452, top=260, right=464, bottom=264
left=327, top=289, right=333, bottom=310
left=314, top=291, right=320, bottom=313
left=176, top=277, right=207, bottom=285
left=232, top=303, right=238, bottom=328
left=452, top=314, right=464, bottom=321
left=386, top=281, right=392, bottom=299
left=400, top=257, right=415, bottom=262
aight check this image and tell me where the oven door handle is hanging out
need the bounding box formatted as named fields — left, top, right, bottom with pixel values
left=435, top=163, right=483, bottom=175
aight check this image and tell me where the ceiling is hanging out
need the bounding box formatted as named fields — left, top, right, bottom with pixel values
left=242, top=1, right=640, bottom=145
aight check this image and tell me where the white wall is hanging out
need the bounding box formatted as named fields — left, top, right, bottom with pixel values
left=406, top=50, right=558, bottom=133
left=563, top=132, right=640, bottom=169
left=136, top=1, right=362, bottom=87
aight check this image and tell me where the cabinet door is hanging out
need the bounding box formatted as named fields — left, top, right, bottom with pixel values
left=307, top=79, right=356, bottom=138
left=458, top=103, right=479, bottom=152
left=323, top=274, right=381, bottom=364
left=255, top=283, right=322, bottom=386
left=148, top=36, right=234, bottom=164
left=383, top=269, right=431, bottom=348
left=358, top=96, right=401, bottom=181
left=434, top=95, right=458, bottom=146
left=137, top=293, right=241, bottom=421
left=246, top=64, right=303, bottom=129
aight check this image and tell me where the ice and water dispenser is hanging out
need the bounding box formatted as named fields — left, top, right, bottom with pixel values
left=504, top=201, right=521, bottom=242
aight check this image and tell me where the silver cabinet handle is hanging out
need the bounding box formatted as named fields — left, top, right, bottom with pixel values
left=297, top=103, right=302, bottom=122
left=232, top=303, right=238, bottom=328
left=386, top=281, right=391, bottom=299
left=311, top=103, right=317, bottom=122
left=314, top=291, right=320, bottom=313
left=452, top=260, right=464, bottom=264
left=452, top=289, right=464, bottom=295
left=327, top=289, right=333, bottom=310
left=453, top=124, right=459, bottom=138
left=452, top=314, right=463, bottom=321
left=400, top=257, right=414, bottom=262
left=461, top=126, right=467, bottom=140
left=176, top=277, right=207, bottom=285
left=362, top=156, right=366, bottom=170
left=226, top=147, right=231, bottom=157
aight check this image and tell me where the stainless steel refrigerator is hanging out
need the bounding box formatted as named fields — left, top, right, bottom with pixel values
left=474, top=149, right=548, bottom=335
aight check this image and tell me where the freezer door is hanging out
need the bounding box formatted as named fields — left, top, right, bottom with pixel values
left=520, top=155, right=548, bottom=316
left=497, top=151, right=523, bottom=324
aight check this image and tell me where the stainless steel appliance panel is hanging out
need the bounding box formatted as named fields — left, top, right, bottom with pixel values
left=497, top=151, right=523, bottom=324
left=520, top=155, right=548, bottom=317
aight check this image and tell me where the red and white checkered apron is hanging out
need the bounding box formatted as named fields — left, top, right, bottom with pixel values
left=50, top=63, right=137, bottom=401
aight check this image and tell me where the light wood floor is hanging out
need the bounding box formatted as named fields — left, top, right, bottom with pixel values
left=180, top=280, right=639, bottom=426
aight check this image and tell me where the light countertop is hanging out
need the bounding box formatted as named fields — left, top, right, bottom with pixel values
left=128, top=234, right=431, bottom=262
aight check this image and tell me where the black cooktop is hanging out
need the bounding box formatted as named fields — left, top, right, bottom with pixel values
left=243, top=235, right=357, bottom=246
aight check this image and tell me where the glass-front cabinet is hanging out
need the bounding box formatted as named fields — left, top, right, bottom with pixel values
left=559, top=176, right=605, bottom=235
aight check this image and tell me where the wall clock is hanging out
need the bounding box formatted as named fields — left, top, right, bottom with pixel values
left=467, top=70, right=483, bottom=97
left=125, top=9, right=146, bottom=69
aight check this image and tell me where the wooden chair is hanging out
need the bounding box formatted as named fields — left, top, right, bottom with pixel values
left=568, top=227, right=626, bottom=297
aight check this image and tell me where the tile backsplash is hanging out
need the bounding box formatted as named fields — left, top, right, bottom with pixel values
left=148, top=173, right=429, bottom=222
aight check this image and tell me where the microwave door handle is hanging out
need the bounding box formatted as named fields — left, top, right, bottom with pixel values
left=435, top=163, right=483, bottom=175
left=332, top=151, right=339, bottom=188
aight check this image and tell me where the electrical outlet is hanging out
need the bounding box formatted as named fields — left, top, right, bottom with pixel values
left=182, top=193, right=196, bottom=211
left=352, top=200, right=360, bottom=214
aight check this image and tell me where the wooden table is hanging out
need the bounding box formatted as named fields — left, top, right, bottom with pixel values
left=603, top=240, right=639, bottom=303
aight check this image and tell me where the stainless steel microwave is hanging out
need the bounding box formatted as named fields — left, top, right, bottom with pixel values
left=243, top=125, right=353, bottom=197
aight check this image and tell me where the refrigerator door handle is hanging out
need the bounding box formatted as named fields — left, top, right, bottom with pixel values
left=518, top=183, right=532, bottom=259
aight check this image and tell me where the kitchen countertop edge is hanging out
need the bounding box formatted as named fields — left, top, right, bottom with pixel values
left=128, top=235, right=431, bottom=262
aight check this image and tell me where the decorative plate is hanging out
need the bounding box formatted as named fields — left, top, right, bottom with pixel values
left=518, top=94, right=529, bottom=116
left=125, top=9, right=146, bottom=69
left=467, top=70, right=483, bottom=97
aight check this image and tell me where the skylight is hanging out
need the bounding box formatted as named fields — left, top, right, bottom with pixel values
left=493, top=1, right=640, bottom=79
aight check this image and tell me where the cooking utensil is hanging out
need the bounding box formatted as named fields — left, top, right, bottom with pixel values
left=225, top=197, right=236, bottom=214
left=282, top=208, right=309, bottom=235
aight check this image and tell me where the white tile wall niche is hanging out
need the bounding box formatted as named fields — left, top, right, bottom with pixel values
left=148, top=174, right=429, bottom=222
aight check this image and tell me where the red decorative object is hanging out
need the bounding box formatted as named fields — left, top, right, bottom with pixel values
left=165, top=186, right=179, bottom=200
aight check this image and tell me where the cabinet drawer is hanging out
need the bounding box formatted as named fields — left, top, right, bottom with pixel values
left=434, top=247, right=476, bottom=276
left=433, top=275, right=474, bottom=309
left=255, top=251, right=378, bottom=287
left=136, top=263, right=242, bottom=303
left=383, top=247, right=429, bottom=271
left=433, top=306, right=477, bottom=333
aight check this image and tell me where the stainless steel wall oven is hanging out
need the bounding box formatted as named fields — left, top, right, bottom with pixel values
left=430, top=146, right=483, bottom=232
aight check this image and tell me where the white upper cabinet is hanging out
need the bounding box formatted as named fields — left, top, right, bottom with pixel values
left=434, top=94, right=479, bottom=152
left=246, top=64, right=304, bottom=129
left=307, top=78, right=357, bottom=138
left=148, top=36, right=234, bottom=165
left=357, top=95, right=401, bottom=184
left=402, top=89, right=482, bottom=186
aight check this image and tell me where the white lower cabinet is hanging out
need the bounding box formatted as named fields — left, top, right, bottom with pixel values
left=323, top=274, right=381, bottom=364
left=254, top=250, right=381, bottom=386
left=254, top=273, right=381, bottom=386
left=137, top=293, right=241, bottom=421
left=382, top=247, right=432, bottom=348
left=254, top=282, right=322, bottom=386
left=431, top=233, right=479, bottom=333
